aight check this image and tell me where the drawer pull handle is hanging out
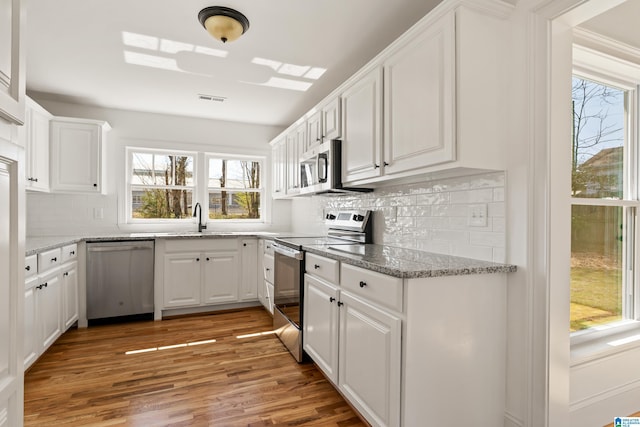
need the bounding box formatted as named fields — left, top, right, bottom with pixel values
left=314, top=264, right=320, bottom=269
left=25, top=266, right=30, bottom=271
left=359, top=281, right=367, bottom=288
left=329, top=297, right=336, bottom=303
left=51, top=257, right=57, bottom=262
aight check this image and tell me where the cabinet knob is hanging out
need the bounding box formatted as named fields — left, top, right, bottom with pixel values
left=373, top=164, right=380, bottom=169
left=63, top=272, right=69, bottom=277
left=206, top=257, right=210, bottom=261
left=243, top=243, right=247, bottom=247
left=196, top=258, right=200, bottom=261
left=314, top=264, right=320, bottom=269
left=359, top=281, right=367, bottom=288
left=70, top=251, right=75, bottom=255
left=51, top=257, right=57, bottom=262
left=337, top=301, right=344, bottom=307
left=266, top=268, right=270, bottom=271
left=25, top=266, right=30, bottom=271
left=43, top=282, right=48, bottom=288
left=93, top=183, right=97, bottom=187
left=383, top=162, right=389, bottom=167
left=329, top=297, right=335, bottom=303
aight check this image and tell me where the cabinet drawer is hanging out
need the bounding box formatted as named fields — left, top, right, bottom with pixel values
left=164, top=238, right=238, bottom=253
left=341, top=263, right=403, bottom=312
left=25, top=254, right=38, bottom=279
left=61, top=243, right=78, bottom=262
left=306, top=253, right=340, bottom=284
left=263, top=239, right=275, bottom=256
left=38, top=247, right=62, bottom=273
left=263, top=253, right=274, bottom=283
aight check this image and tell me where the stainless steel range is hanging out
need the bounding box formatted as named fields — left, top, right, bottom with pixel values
left=272, top=210, right=372, bottom=362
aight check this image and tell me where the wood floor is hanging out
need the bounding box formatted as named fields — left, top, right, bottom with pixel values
left=24, top=307, right=366, bottom=427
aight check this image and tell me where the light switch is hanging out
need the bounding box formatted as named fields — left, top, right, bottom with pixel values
left=468, top=204, right=487, bottom=227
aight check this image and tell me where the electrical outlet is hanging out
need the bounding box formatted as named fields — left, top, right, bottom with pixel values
left=468, top=204, right=487, bottom=227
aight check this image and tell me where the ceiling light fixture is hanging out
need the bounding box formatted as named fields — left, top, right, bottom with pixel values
left=198, top=6, right=249, bottom=44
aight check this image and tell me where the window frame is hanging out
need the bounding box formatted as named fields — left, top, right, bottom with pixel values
left=126, top=147, right=197, bottom=223
left=570, top=44, right=640, bottom=352
left=204, top=153, right=265, bottom=222
left=124, top=147, right=267, bottom=225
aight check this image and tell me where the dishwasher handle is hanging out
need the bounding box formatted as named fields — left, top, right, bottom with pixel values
left=87, top=244, right=154, bottom=253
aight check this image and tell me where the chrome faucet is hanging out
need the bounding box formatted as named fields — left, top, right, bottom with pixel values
left=193, top=202, right=207, bottom=232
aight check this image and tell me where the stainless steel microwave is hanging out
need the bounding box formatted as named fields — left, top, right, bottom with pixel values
left=299, top=140, right=371, bottom=196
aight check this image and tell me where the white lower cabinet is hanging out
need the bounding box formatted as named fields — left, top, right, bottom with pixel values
left=304, top=255, right=402, bottom=427
left=38, top=270, right=62, bottom=352
left=24, top=244, right=79, bottom=370
left=61, top=261, right=79, bottom=329
left=338, top=291, right=401, bottom=427
left=157, top=238, right=255, bottom=317
left=259, top=239, right=275, bottom=315
left=304, top=274, right=339, bottom=384
left=202, top=251, right=239, bottom=304
left=304, top=253, right=507, bottom=427
left=23, top=276, right=39, bottom=369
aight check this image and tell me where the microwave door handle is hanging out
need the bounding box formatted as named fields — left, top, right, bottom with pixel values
left=318, top=154, right=328, bottom=183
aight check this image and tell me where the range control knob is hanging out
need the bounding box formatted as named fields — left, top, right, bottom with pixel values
left=353, top=214, right=365, bottom=221
left=326, top=213, right=336, bottom=220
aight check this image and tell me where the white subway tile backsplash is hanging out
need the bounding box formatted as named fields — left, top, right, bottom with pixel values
left=307, top=171, right=507, bottom=263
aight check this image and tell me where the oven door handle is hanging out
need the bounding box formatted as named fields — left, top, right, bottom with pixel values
left=273, top=243, right=304, bottom=260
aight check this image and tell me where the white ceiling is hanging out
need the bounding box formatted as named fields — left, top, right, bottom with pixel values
left=25, top=0, right=442, bottom=127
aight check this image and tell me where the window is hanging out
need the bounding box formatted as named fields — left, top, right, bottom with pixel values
left=129, top=150, right=195, bottom=220
left=126, top=148, right=264, bottom=223
left=570, top=75, right=634, bottom=332
left=207, top=156, right=262, bottom=220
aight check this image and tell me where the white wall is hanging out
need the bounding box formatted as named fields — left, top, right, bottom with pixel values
left=26, top=100, right=292, bottom=236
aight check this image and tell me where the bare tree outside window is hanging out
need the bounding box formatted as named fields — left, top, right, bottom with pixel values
left=570, top=77, right=626, bottom=331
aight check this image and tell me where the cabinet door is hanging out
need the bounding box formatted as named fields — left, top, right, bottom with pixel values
left=304, top=274, right=339, bottom=384
left=24, top=276, right=38, bottom=369
left=61, top=262, right=79, bottom=330
left=265, top=281, right=274, bottom=315
left=322, top=96, right=341, bottom=141
left=338, top=292, right=401, bottom=427
left=271, top=138, right=286, bottom=198
left=202, top=251, right=239, bottom=304
left=383, top=12, right=455, bottom=175
left=286, top=124, right=305, bottom=195
left=342, top=67, right=383, bottom=183
left=163, top=253, right=202, bottom=307
left=38, top=272, right=62, bottom=352
left=240, top=239, right=258, bottom=301
left=25, top=103, right=51, bottom=191
left=307, top=110, right=322, bottom=152
left=50, top=120, right=102, bottom=193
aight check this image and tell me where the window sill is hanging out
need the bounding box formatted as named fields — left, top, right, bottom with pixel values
left=571, top=320, right=640, bottom=365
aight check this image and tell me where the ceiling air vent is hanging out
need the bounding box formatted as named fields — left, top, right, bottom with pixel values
left=198, top=94, right=226, bottom=102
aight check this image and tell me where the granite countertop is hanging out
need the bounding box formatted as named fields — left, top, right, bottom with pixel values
left=303, top=243, right=517, bottom=279
left=25, top=231, right=280, bottom=255
left=26, top=233, right=517, bottom=279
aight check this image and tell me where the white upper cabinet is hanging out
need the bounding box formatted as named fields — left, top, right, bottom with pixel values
left=341, top=67, right=383, bottom=183
left=271, top=137, right=286, bottom=199
left=25, top=98, right=52, bottom=192
left=50, top=117, right=110, bottom=194
left=383, top=11, right=455, bottom=176
left=285, top=123, right=305, bottom=195
left=307, top=96, right=342, bottom=153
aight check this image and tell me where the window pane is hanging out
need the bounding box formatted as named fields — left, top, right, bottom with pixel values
left=131, top=153, right=153, bottom=185
left=131, top=189, right=193, bottom=219
left=155, top=155, right=193, bottom=186
left=570, top=205, right=624, bottom=331
left=571, top=78, right=625, bottom=199
left=208, top=159, right=261, bottom=189
left=208, top=191, right=261, bottom=219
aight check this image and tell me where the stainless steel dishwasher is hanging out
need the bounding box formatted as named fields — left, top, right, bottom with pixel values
left=86, top=240, right=154, bottom=321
